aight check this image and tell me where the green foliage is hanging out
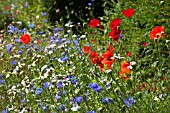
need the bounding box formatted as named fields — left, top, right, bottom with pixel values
left=0, top=0, right=170, bottom=112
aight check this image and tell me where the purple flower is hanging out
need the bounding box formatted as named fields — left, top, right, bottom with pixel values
left=39, top=31, right=44, bottom=34
left=43, top=19, right=48, bottom=23
left=43, top=82, right=52, bottom=89
left=124, top=96, right=136, bottom=108
left=38, top=103, right=43, bottom=108
left=102, top=97, right=110, bottom=104
left=88, top=3, right=92, bottom=6
left=57, top=81, right=63, bottom=88
left=0, top=80, right=5, bottom=84
left=21, top=99, right=25, bottom=103
left=28, top=23, right=34, bottom=28
left=1, top=110, right=8, bottom=113
left=15, top=38, right=20, bottom=43
left=59, top=28, right=64, bottom=31
left=60, top=56, right=68, bottom=61
left=6, top=44, right=12, bottom=53
left=74, top=96, right=83, bottom=103
left=41, top=12, right=46, bottom=16
left=120, top=34, right=124, bottom=38
left=18, top=50, right=23, bottom=55
left=72, top=78, right=78, bottom=84
left=58, top=104, right=65, bottom=110
left=35, top=88, right=43, bottom=95
left=11, top=60, right=16, bottom=65
left=88, top=83, right=102, bottom=92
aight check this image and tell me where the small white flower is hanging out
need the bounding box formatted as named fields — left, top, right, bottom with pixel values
left=154, top=96, right=160, bottom=101
left=71, top=105, right=80, bottom=111
left=72, top=35, right=77, bottom=38
left=114, top=54, right=125, bottom=59
left=36, top=15, right=39, bottom=19
left=105, top=69, right=112, bottom=73
left=80, top=35, right=86, bottom=38
left=130, top=61, right=136, bottom=65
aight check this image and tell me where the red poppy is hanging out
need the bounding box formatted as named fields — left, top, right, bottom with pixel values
left=119, top=61, right=131, bottom=81
left=88, top=51, right=98, bottom=64
left=109, top=29, right=122, bottom=42
left=88, top=18, right=100, bottom=28
left=37, top=40, right=41, bottom=44
left=121, top=61, right=130, bottom=74
left=83, top=46, right=92, bottom=55
left=126, top=52, right=132, bottom=57
left=150, top=26, right=164, bottom=40
left=4, top=6, right=11, bottom=10
left=97, top=56, right=104, bottom=70
left=142, top=42, right=148, bottom=47
left=109, top=18, right=121, bottom=30
left=20, top=34, right=30, bottom=44
left=122, top=8, right=135, bottom=18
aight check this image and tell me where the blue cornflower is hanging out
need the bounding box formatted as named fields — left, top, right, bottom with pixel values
left=58, top=104, right=65, bottom=110
left=8, top=30, right=14, bottom=34
left=38, top=103, right=43, bottom=108
left=21, top=99, right=25, bottom=103
left=0, top=80, right=5, bottom=84
left=15, top=38, right=20, bottom=43
left=1, top=110, right=8, bottom=113
left=11, top=60, right=16, bottom=65
left=43, top=19, right=48, bottom=23
left=93, top=86, right=102, bottom=92
left=102, top=97, right=111, bottom=104
left=120, top=34, right=124, bottom=38
left=124, top=96, right=136, bottom=108
left=68, top=75, right=74, bottom=81
left=73, top=40, right=79, bottom=46
left=21, top=29, right=27, bottom=34
left=88, top=3, right=92, bottom=6
left=57, top=81, right=63, bottom=88
left=106, top=83, right=111, bottom=88
left=39, top=31, right=44, bottom=35
left=71, top=78, right=78, bottom=84
left=88, top=83, right=98, bottom=88
left=55, top=94, right=61, bottom=100
left=87, top=111, right=96, bottom=113
left=41, top=12, right=46, bottom=16
left=43, top=82, right=52, bottom=89
left=18, top=50, right=23, bottom=55
left=59, top=28, right=64, bottom=31
left=6, top=44, right=12, bottom=53
left=60, top=56, right=68, bottom=61
left=91, top=0, right=95, bottom=2
left=28, top=23, right=34, bottom=28
left=35, top=88, right=43, bottom=95
left=43, top=106, right=48, bottom=111
left=88, top=83, right=102, bottom=92
left=74, top=96, right=83, bottom=103
left=54, top=28, right=58, bottom=32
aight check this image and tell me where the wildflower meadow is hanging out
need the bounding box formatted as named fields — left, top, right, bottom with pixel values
left=0, top=0, right=170, bottom=112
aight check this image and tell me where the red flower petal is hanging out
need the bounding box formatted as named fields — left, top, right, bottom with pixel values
left=83, top=46, right=92, bottom=55
left=126, top=52, right=132, bottom=57
left=20, top=34, right=30, bottom=44
left=88, top=18, right=100, bottom=28
left=142, top=42, right=148, bottom=47
left=150, top=26, right=164, bottom=40
left=122, top=8, right=135, bottom=18
left=109, top=18, right=121, bottom=30
left=109, top=29, right=122, bottom=42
